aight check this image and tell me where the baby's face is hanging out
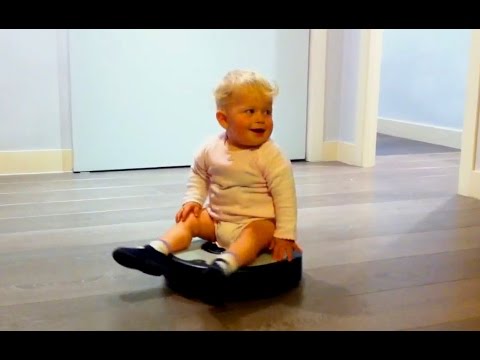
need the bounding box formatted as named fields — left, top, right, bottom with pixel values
left=219, top=88, right=273, bottom=149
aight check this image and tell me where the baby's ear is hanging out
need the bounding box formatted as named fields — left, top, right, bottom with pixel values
left=216, top=111, right=228, bottom=129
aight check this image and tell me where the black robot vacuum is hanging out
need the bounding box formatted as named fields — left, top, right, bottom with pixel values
left=163, top=238, right=302, bottom=301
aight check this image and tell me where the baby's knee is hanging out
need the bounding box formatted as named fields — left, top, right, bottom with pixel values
left=180, top=211, right=213, bottom=238
left=180, top=212, right=202, bottom=230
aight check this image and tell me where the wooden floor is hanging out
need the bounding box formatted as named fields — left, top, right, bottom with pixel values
left=376, top=133, right=460, bottom=156
left=2, top=136, right=480, bottom=331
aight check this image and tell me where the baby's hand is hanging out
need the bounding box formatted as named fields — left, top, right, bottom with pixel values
left=269, top=238, right=302, bottom=261
left=175, top=202, right=202, bottom=223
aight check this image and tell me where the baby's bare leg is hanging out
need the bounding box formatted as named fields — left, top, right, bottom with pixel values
left=159, top=208, right=216, bottom=253
left=226, top=219, right=275, bottom=267
left=200, top=219, right=275, bottom=305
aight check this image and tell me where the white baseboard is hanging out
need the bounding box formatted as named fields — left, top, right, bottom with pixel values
left=472, top=171, right=480, bottom=199
left=321, top=141, right=338, bottom=161
left=378, top=117, right=462, bottom=149
left=322, top=141, right=359, bottom=166
left=459, top=170, right=480, bottom=200
left=0, top=149, right=73, bottom=175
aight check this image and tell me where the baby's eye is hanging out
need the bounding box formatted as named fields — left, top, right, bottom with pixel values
left=245, top=109, right=255, bottom=114
left=265, top=110, right=272, bottom=115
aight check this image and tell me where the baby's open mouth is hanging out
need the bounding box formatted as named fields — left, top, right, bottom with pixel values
left=250, top=129, right=266, bottom=134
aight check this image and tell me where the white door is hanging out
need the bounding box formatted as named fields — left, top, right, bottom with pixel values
left=69, top=29, right=310, bottom=172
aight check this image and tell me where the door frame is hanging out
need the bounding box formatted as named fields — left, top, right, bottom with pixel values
left=356, top=29, right=480, bottom=199
left=355, top=29, right=383, bottom=167
left=305, top=29, right=328, bottom=162
left=305, top=29, right=384, bottom=165
left=458, top=29, right=480, bottom=199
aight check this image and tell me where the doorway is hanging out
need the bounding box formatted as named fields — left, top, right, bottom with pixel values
left=375, top=29, right=469, bottom=160
left=358, top=29, right=480, bottom=200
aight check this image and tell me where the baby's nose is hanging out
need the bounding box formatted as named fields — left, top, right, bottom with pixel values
left=255, top=115, right=266, bottom=123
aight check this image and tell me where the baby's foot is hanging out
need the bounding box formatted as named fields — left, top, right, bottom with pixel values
left=201, top=261, right=228, bottom=306
left=112, top=245, right=171, bottom=276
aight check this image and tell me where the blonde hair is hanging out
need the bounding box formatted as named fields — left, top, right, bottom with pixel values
left=214, top=69, right=279, bottom=109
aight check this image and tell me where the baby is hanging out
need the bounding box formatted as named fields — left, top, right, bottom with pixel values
left=112, top=69, right=301, bottom=305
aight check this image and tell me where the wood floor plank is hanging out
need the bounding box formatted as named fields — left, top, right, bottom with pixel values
left=297, top=188, right=457, bottom=208
left=0, top=184, right=186, bottom=206
left=0, top=164, right=458, bottom=196
left=0, top=194, right=184, bottom=219
left=0, top=220, right=168, bottom=254
left=0, top=186, right=462, bottom=219
left=0, top=175, right=188, bottom=193
left=0, top=172, right=456, bottom=206
left=0, top=186, right=455, bottom=219
left=407, top=317, right=480, bottom=330
left=0, top=289, right=192, bottom=331
left=3, top=272, right=479, bottom=330
left=301, top=226, right=480, bottom=268
left=376, top=133, right=459, bottom=156
left=0, top=167, right=190, bottom=184
left=305, top=248, right=480, bottom=295
left=194, top=277, right=480, bottom=330
left=293, top=167, right=458, bottom=184
left=2, top=241, right=480, bottom=307
left=0, top=206, right=176, bottom=234
left=1, top=191, right=478, bottom=235
left=295, top=174, right=457, bottom=196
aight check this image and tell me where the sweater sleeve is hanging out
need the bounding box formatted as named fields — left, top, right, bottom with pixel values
left=261, top=143, right=297, bottom=241
left=182, top=144, right=209, bottom=206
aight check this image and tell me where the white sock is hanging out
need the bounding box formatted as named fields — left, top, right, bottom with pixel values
left=148, top=239, right=170, bottom=255
left=213, top=252, right=238, bottom=276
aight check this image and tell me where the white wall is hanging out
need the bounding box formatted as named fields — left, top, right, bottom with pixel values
left=324, top=29, right=361, bottom=143
left=324, top=30, right=342, bottom=141
left=0, top=29, right=72, bottom=151
left=56, top=30, right=73, bottom=150
left=379, top=29, right=471, bottom=130
left=0, top=29, right=309, bottom=171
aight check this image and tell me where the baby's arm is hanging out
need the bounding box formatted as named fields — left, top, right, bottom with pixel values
left=179, top=146, right=209, bottom=220
left=262, top=144, right=301, bottom=260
